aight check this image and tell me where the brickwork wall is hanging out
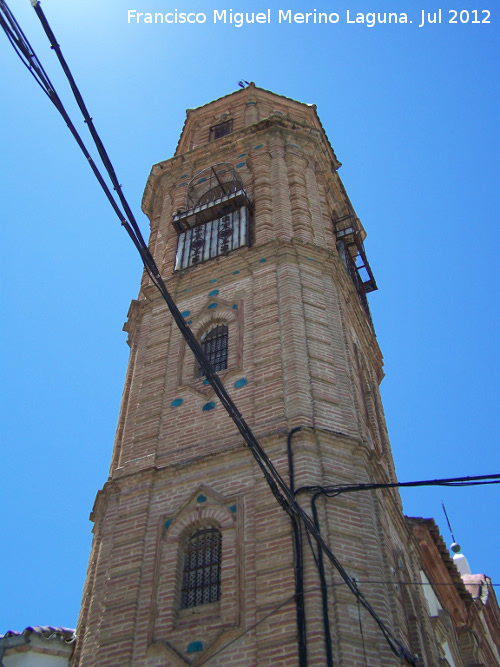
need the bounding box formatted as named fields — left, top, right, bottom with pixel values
left=74, top=85, right=438, bottom=666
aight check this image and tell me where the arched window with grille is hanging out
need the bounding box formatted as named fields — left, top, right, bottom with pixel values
left=199, top=324, right=228, bottom=376
left=181, top=527, right=222, bottom=609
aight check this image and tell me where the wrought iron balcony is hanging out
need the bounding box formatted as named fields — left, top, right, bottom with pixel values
left=332, top=208, right=377, bottom=321
left=173, top=162, right=252, bottom=271
left=173, top=163, right=251, bottom=231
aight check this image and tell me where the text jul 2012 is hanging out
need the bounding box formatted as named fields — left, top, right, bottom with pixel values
left=126, top=9, right=492, bottom=27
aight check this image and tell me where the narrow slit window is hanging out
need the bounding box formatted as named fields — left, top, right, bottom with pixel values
left=200, top=325, right=228, bottom=376
left=181, top=527, right=222, bottom=609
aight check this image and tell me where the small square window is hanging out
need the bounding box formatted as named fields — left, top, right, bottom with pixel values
left=209, top=119, right=233, bottom=142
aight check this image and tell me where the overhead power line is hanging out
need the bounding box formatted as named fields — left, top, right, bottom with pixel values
left=295, top=473, right=500, bottom=497
left=30, top=0, right=148, bottom=251
left=199, top=573, right=500, bottom=665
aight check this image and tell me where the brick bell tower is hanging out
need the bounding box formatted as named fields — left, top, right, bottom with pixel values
left=73, top=84, right=438, bottom=666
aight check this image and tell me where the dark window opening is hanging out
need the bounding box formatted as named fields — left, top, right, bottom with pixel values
left=181, top=527, right=221, bottom=609
left=199, top=325, right=228, bottom=376
left=209, top=119, right=233, bottom=142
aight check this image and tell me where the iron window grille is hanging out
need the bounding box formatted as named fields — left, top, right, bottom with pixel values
left=199, top=325, right=228, bottom=377
left=209, top=119, right=233, bottom=142
left=181, top=527, right=222, bottom=609
left=174, top=206, right=249, bottom=271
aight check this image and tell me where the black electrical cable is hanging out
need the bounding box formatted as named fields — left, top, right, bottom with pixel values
left=287, top=427, right=308, bottom=667
left=288, top=426, right=332, bottom=667
left=295, top=473, right=500, bottom=498
left=31, top=0, right=147, bottom=250
left=0, top=0, right=54, bottom=98
left=357, top=579, right=500, bottom=588
left=294, top=471, right=500, bottom=662
left=199, top=573, right=500, bottom=665
left=1, top=4, right=417, bottom=663
left=196, top=573, right=500, bottom=665
left=292, top=516, right=308, bottom=667
left=0, top=0, right=141, bottom=255
left=311, top=492, right=334, bottom=667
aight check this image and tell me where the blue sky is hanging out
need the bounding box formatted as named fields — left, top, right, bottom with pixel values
left=1, top=0, right=498, bottom=633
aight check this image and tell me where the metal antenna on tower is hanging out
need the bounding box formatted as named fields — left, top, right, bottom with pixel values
left=442, top=501, right=461, bottom=554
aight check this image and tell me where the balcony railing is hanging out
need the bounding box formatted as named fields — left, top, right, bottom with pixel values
left=333, top=208, right=377, bottom=322
left=173, top=163, right=250, bottom=231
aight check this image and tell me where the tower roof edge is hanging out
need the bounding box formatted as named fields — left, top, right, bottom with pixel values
left=173, top=85, right=340, bottom=163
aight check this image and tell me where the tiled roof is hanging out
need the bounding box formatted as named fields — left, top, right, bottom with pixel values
left=0, top=625, right=75, bottom=643
left=407, top=516, right=471, bottom=603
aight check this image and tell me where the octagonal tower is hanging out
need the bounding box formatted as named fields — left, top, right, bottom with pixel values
left=73, top=85, right=437, bottom=667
